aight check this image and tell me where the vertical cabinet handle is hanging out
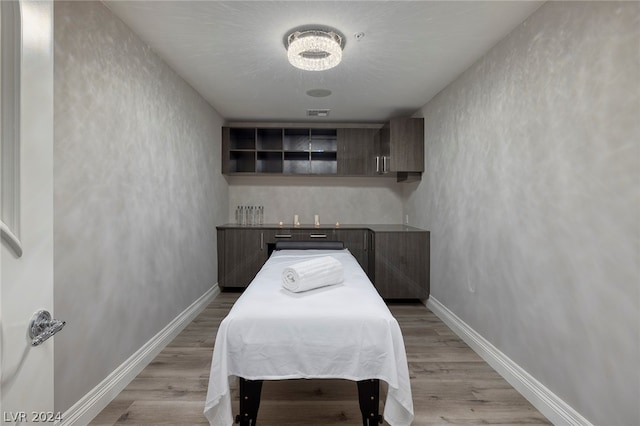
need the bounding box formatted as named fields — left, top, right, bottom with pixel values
left=260, top=232, right=264, bottom=250
left=375, top=156, right=390, bottom=174
left=364, top=232, right=367, bottom=251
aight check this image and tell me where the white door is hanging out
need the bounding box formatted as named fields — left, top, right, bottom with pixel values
left=1, top=1, right=55, bottom=424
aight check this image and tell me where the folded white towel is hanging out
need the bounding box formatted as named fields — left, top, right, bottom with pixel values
left=282, top=256, right=344, bottom=293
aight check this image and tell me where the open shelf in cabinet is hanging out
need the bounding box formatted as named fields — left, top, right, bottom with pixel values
left=229, top=128, right=255, bottom=150
left=257, top=128, right=283, bottom=151
left=229, top=150, right=255, bottom=173
left=224, top=126, right=338, bottom=175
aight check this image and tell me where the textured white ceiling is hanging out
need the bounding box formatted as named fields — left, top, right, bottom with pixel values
left=104, top=1, right=543, bottom=123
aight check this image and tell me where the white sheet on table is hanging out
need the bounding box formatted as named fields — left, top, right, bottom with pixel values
left=204, top=249, right=414, bottom=426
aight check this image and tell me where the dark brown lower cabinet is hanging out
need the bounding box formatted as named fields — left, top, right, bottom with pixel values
left=216, top=226, right=429, bottom=300
left=333, top=229, right=369, bottom=274
left=372, top=231, right=429, bottom=299
left=217, top=228, right=268, bottom=288
left=367, top=230, right=376, bottom=283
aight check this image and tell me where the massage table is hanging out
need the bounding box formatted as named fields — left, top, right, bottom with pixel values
left=204, top=241, right=414, bottom=426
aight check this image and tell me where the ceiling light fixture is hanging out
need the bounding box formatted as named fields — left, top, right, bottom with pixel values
left=286, top=29, right=344, bottom=71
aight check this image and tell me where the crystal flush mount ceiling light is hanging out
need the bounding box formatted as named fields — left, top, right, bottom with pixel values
left=286, top=29, right=344, bottom=71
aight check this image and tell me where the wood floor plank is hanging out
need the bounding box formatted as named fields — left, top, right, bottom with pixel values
left=91, top=292, right=550, bottom=425
left=111, top=401, right=209, bottom=425
left=113, top=377, right=209, bottom=401
left=260, top=379, right=360, bottom=401
left=90, top=400, right=135, bottom=426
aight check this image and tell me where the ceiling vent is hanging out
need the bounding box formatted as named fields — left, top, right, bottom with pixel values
left=307, top=109, right=330, bottom=117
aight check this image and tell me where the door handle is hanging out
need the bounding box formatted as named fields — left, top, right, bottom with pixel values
left=29, top=310, right=66, bottom=347
left=309, top=234, right=327, bottom=238
left=275, top=234, right=292, bottom=238
left=375, top=156, right=380, bottom=173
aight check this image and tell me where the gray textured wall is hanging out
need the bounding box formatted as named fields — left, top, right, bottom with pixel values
left=404, top=2, right=639, bottom=425
left=228, top=176, right=404, bottom=225
left=53, top=2, right=228, bottom=412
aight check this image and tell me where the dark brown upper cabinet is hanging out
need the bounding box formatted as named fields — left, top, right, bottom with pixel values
left=336, top=128, right=378, bottom=176
left=222, top=120, right=424, bottom=181
left=376, top=117, right=424, bottom=176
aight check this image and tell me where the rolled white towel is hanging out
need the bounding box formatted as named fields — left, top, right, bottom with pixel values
left=282, top=256, right=344, bottom=293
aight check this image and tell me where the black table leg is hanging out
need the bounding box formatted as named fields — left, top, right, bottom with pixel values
left=236, top=378, right=380, bottom=425
left=235, top=378, right=263, bottom=426
left=357, top=379, right=382, bottom=425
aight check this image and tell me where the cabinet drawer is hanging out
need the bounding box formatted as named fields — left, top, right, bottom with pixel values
left=298, top=231, right=334, bottom=240
left=264, top=229, right=337, bottom=242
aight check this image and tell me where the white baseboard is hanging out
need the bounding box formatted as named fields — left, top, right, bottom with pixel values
left=58, top=285, right=220, bottom=426
left=426, top=297, right=593, bottom=426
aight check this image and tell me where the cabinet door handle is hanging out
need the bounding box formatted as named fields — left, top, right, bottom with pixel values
left=275, top=234, right=292, bottom=238
left=364, top=232, right=367, bottom=250
left=309, top=234, right=327, bottom=238
left=383, top=156, right=389, bottom=173
left=375, top=156, right=380, bottom=173
left=260, top=232, right=264, bottom=250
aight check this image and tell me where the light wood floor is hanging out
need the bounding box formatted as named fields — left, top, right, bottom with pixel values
left=91, top=292, right=550, bottom=425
